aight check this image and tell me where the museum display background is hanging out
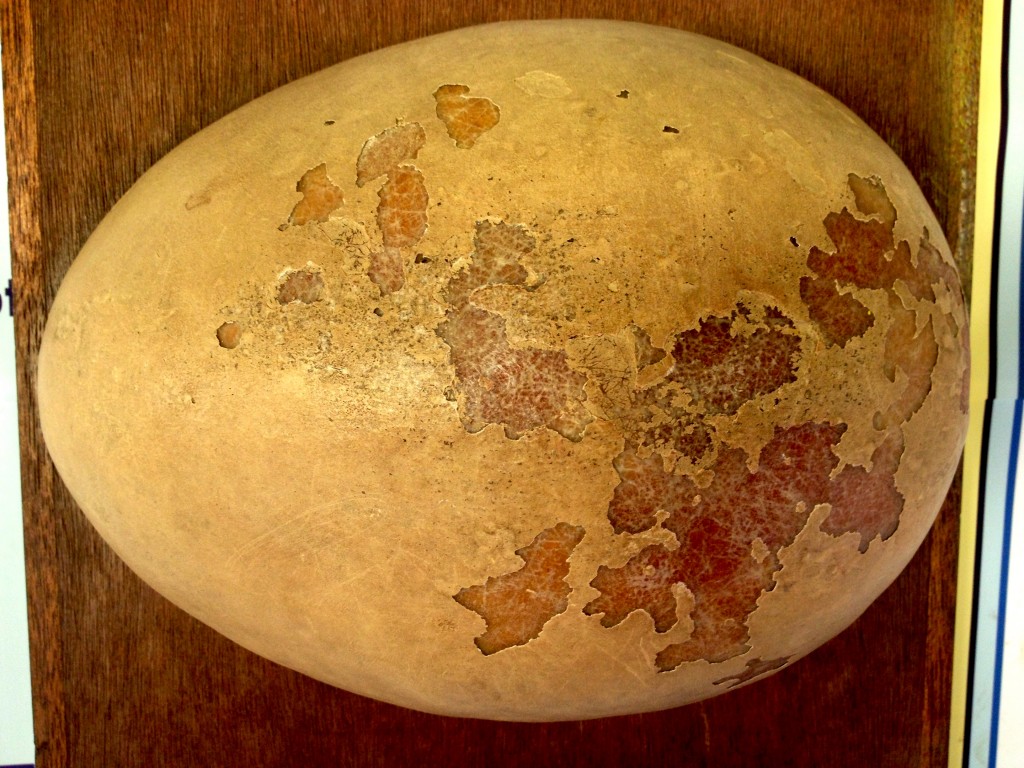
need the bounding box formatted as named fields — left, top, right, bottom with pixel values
left=2, top=1, right=980, bottom=765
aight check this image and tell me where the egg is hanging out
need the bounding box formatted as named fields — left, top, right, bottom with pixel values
left=36, top=19, right=969, bottom=721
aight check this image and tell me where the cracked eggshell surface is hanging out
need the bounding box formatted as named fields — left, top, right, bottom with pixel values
left=37, top=20, right=969, bottom=721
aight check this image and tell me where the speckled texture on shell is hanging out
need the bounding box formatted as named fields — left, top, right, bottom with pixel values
left=37, top=20, right=969, bottom=721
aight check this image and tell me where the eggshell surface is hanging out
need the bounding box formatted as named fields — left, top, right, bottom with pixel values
left=37, top=20, right=969, bottom=721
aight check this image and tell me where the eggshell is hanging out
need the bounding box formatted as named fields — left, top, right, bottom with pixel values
left=37, top=19, right=969, bottom=721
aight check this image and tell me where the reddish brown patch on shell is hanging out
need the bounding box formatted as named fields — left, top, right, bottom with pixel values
left=584, top=422, right=848, bottom=670
left=666, top=309, right=801, bottom=416
left=800, top=176, right=965, bottom=461
left=367, top=247, right=405, bottom=295
left=799, top=176, right=950, bottom=354
left=355, top=122, right=430, bottom=295
left=821, top=430, right=905, bottom=552
left=438, top=306, right=592, bottom=440
left=802, top=177, right=963, bottom=354
left=601, top=307, right=800, bottom=467
left=604, top=448, right=688, bottom=536
left=356, top=123, right=427, bottom=187
left=434, top=84, right=500, bottom=148
left=438, top=221, right=592, bottom=441
left=799, top=275, right=875, bottom=347
left=809, top=212, right=942, bottom=303
left=443, top=220, right=533, bottom=309
left=643, top=421, right=715, bottom=464
left=377, top=165, right=428, bottom=249
left=454, top=522, right=586, bottom=655
left=277, top=269, right=324, bottom=304
left=586, top=410, right=909, bottom=670
left=286, top=163, right=344, bottom=226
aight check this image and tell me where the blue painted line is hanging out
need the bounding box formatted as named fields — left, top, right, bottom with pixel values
left=988, top=179, right=1024, bottom=768
left=989, top=397, right=1020, bottom=767
left=973, top=1, right=1023, bottom=762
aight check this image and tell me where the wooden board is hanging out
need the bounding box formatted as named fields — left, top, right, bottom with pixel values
left=2, top=1, right=980, bottom=765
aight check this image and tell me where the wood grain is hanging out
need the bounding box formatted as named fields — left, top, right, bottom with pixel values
left=2, top=1, right=979, bottom=765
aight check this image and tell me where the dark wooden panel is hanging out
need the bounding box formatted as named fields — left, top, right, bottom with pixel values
left=2, top=1, right=979, bottom=766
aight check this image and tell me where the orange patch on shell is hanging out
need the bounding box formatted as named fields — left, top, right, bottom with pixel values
left=453, top=522, right=586, bottom=655
left=287, top=163, right=343, bottom=226
left=434, top=84, right=500, bottom=149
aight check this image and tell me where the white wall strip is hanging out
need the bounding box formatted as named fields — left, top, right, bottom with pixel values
left=966, top=0, right=1024, bottom=765
left=0, top=37, right=35, bottom=768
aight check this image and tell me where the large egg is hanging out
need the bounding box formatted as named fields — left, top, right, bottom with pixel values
left=37, top=20, right=969, bottom=720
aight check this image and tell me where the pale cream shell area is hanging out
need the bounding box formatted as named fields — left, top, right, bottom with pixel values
left=37, top=20, right=968, bottom=720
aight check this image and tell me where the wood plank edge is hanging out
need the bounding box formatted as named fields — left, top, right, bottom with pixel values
left=1, top=1, right=68, bottom=765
